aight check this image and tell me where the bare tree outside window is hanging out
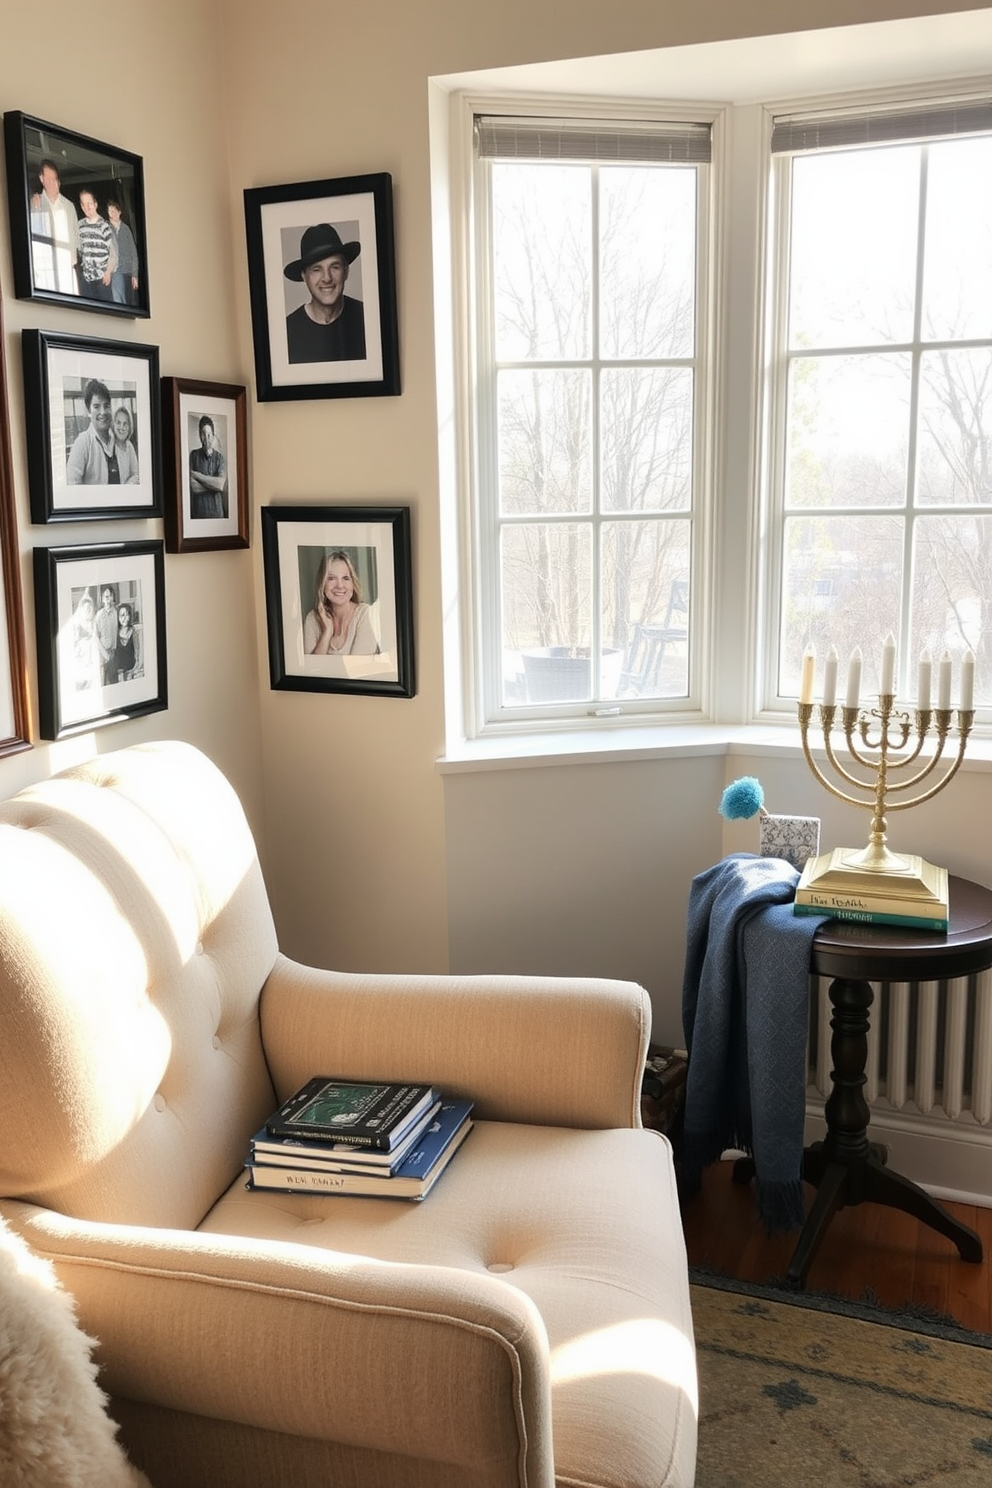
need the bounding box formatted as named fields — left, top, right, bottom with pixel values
left=487, top=153, right=699, bottom=707
left=777, top=133, right=992, bottom=704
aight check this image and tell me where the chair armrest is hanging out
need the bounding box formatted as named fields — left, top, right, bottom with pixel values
left=3, top=1202, right=555, bottom=1487
left=259, top=954, right=650, bottom=1127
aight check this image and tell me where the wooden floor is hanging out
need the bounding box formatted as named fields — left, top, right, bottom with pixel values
left=680, top=1157, right=992, bottom=1335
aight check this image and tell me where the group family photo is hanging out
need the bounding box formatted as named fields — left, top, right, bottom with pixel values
left=4, top=111, right=149, bottom=317
left=34, top=540, right=166, bottom=741
left=70, top=580, right=144, bottom=693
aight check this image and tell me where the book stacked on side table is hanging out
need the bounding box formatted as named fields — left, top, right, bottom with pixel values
left=792, top=850, right=949, bottom=931
left=246, top=1076, right=474, bottom=1201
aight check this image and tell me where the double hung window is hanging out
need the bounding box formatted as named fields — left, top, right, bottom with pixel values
left=768, top=98, right=992, bottom=707
left=459, top=88, right=992, bottom=737
left=469, top=114, right=712, bottom=727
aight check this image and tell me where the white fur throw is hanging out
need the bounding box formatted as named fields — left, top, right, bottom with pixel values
left=0, top=1217, right=152, bottom=1488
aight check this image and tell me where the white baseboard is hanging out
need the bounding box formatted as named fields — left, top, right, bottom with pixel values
left=803, top=1101, right=992, bottom=1210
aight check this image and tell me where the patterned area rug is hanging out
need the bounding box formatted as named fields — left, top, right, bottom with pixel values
left=692, top=1273, right=992, bottom=1486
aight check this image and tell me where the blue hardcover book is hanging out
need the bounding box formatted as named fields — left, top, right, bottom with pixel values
left=247, top=1100, right=474, bottom=1200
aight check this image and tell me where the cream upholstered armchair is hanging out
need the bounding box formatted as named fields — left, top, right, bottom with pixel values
left=0, top=741, right=697, bottom=1488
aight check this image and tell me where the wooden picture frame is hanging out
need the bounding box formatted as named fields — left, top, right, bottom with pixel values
left=262, top=505, right=414, bottom=698
left=0, top=293, right=31, bottom=756
left=3, top=110, right=150, bottom=318
left=161, top=377, right=249, bottom=553
left=22, top=329, right=161, bottom=524
left=244, top=173, right=400, bottom=402
left=33, top=539, right=167, bottom=741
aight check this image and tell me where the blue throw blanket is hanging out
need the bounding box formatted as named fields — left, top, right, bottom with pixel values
left=680, top=853, right=828, bottom=1233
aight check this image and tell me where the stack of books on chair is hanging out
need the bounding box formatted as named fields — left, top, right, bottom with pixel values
left=246, top=1077, right=473, bottom=1201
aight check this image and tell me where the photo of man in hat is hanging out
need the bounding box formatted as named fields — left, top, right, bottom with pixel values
left=284, top=223, right=367, bottom=364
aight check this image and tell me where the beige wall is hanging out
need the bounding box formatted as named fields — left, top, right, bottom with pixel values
left=0, top=0, right=265, bottom=828
left=2, top=0, right=991, bottom=1045
left=219, top=0, right=992, bottom=1021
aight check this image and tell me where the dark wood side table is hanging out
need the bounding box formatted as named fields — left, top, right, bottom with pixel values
left=741, top=875, right=991, bottom=1288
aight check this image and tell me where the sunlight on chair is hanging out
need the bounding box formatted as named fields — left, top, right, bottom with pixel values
left=550, top=1317, right=698, bottom=1413
left=9, top=1230, right=60, bottom=1291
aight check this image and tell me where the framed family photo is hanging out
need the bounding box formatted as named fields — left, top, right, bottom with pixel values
left=244, top=173, right=400, bottom=402
left=22, top=329, right=161, bottom=524
left=33, top=540, right=167, bottom=741
left=3, top=110, right=149, bottom=318
left=161, top=377, right=249, bottom=553
left=262, top=505, right=414, bottom=698
left=0, top=295, right=31, bottom=757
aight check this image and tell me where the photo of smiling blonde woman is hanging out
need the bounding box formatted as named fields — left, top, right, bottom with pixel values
left=302, top=549, right=379, bottom=656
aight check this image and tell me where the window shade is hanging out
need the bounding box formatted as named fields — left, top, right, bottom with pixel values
left=475, top=116, right=711, bottom=164
left=771, top=97, right=992, bottom=155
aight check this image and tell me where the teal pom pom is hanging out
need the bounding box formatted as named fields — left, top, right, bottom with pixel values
left=719, top=776, right=765, bottom=821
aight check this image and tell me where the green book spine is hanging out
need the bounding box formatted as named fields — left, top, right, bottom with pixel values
left=793, top=902, right=948, bottom=932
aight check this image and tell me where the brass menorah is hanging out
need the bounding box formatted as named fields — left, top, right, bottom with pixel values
left=795, top=636, right=974, bottom=910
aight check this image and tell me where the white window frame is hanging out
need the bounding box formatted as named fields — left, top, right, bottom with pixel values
left=439, top=69, right=992, bottom=760
left=757, top=83, right=992, bottom=715
left=450, top=91, right=722, bottom=741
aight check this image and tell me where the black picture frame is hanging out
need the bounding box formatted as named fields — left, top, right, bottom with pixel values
left=161, top=377, right=249, bottom=553
left=3, top=110, right=150, bottom=318
left=22, top=329, right=161, bottom=523
left=33, top=539, right=167, bottom=741
left=0, top=292, right=31, bottom=757
left=262, top=505, right=414, bottom=698
left=244, top=173, right=400, bottom=402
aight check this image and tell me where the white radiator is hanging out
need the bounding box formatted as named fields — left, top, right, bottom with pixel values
left=805, top=970, right=992, bottom=1203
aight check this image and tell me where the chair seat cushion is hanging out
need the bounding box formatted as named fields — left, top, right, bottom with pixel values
left=199, top=1120, right=697, bottom=1488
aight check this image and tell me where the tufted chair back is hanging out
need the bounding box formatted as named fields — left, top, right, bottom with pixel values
left=0, top=742, right=279, bottom=1231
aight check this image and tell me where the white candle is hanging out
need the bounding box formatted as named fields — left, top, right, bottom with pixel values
left=845, top=647, right=862, bottom=709
left=938, top=650, right=952, bottom=710
left=822, top=646, right=838, bottom=707
left=917, top=649, right=932, bottom=710
left=880, top=632, right=896, bottom=695
left=960, top=649, right=975, bottom=712
left=799, top=645, right=816, bottom=704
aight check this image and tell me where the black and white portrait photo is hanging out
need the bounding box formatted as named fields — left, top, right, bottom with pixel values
left=187, top=410, right=230, bottom=520
left=282, top=222, right=366, bottom=365
left=245, top=173, right=399, bottom=401
left=34, top=540, right=166, bottom=740
left=63, top=376, right=140, bottom=488
left=161, top=378, right=248, bottom=553
left=22, top=329, right=160, bottom=523
left=69, top=578, right=146, bottom=693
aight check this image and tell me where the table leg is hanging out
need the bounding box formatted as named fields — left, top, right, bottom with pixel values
left=788, top=973, right=983, bottom=1284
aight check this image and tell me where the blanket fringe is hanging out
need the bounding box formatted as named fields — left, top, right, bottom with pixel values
left=679, top=1130, right=804, bottom=1235
left=755, top=1176, right=805, bottom=1235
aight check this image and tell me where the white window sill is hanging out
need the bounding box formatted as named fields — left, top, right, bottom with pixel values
left=436, top=719, right=992, bottom=775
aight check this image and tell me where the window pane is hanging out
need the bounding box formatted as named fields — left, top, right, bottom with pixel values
left=493, top=163, right=590, bottom=361
left=780, top=514, right=903, bottom=695
left=501, top=524, right=593, bottom=705
left=916, top=348, right=992, bottom=506
left=785, top=353, right=910, bottom=509
left=605, top=520, right=690, bottom=698
left=789, top=147, right=920, bottom=349
left=601, top=368, right=693, bottom=512
left=599, top=165, right=696, bottom=359
left=497, top=369, right=592, bottom=515
left=923, top=138, right=992, bottom=342
left=912, top=515, right=992, bottom=704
